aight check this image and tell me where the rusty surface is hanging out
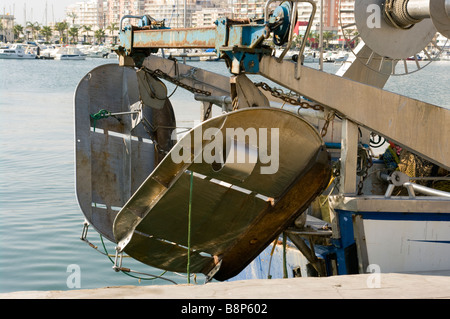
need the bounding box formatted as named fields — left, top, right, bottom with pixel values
left=75, top=64, right=176, bottom=242
left=213, top=148, right=331, bottom=281
left=112, top=108, right=331, bottom=280
left=133, top=27, right=217, bottom=49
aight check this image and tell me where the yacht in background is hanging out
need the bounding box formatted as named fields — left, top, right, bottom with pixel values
left=54, top=46, right=86, bottom=60
left=0, top=44, right=37, bottom=59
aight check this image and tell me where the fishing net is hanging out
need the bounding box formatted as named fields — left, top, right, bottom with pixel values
left=382, top=144, right=450, bottom=194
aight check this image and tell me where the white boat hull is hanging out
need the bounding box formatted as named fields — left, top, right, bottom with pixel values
left=54, top=54, right=86, bottom=60
left=362, top=217, right=450, bottom=273
left=0, top=54, right=36, bottom=59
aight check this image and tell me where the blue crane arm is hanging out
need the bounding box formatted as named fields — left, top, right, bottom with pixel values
left=117, top=1, right=300, bottom=73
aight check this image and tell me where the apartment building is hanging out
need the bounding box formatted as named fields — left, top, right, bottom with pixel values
left=143, top=0, right=228, bottom=28
left=64, top=0, right=355, bottom=33
left=231, top=0, right=265, bottom=19
left=296, top=0, right=355, bottom=32
left=192, top=7, right=232, bottom=27
left=66, top=0, right=100, bottom=27
left=0, top=14, right=15, bottom=42
left=104, top=0, right=145, bottom=27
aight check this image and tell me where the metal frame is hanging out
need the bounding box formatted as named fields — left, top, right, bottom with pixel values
left=85, top=0, right=450, bottom=279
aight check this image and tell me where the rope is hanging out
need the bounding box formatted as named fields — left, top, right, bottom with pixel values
left=90, top=109, right=112, bottom=132
left=98, top=234, right=177, bottom=284
left=282, top=233, right=288, bottom=278
left=384, top=0, right=421, bottom=30
left=187, top=170, right=194, bottom=283
left=267, top=238, right=278, bottom=279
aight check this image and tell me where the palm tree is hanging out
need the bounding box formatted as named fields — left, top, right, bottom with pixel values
left=306, top=31, right=318, bottom=48
left=26, top=21, right=41, bottom=40
left=13, top=24, right=24, bottom=41
left=40, top=26, right=53, bottom=43
left=67, top=12, right=78, bottom=26
left=106, top=22, right=118, bottom=44
left=0, top=19, right=4, bottom=42
left=291, top=34, right=303, bottom=49
left=68, top=26, right=79, bottom=44
left=94, top=29, right=105, bottom=44
left=81, top=25, right=92, bottom=43
left=54, top=21, right=69, bottom=44
left=343, top=28, right=359, bottom=49
left=322, top=31, right=334, bottom=50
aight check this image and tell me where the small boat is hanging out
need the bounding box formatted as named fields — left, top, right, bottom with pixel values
left=303, top=52, right=320, bottom=63
left=441, top=51, right=450, bottom=61
left=104, top=50, right=119, bottom=59
left=335, top=51, right=349, bottom=62
left=0, top=44, right=37, bottom=59
left=407, top=54, right=423, bottom=61
left=54, top=46, right=86, bottom=60
left=83, top=46, right=105, bottom=58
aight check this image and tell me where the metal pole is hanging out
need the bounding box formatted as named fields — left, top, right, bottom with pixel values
left=319, top=0, right=324, bottom=71
left=406, top=0, right=431, bottom=19
left=183, top=0, right=187, bottom=64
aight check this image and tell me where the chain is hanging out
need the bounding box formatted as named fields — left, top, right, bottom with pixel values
left=203, top=103, right=213, bottom=121
left=141, top=72, right=334, bottom=136
left=254, top=82, right=324, bottom=111
left=356, top=144, right=373, bottom=195
left=320, top=110, right=335, bottom=138
left=142, top=66, right=212, bottom=97
left=255, top=81, right=334, bottom=137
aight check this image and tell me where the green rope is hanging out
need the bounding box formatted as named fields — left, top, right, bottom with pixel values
left=187, top=170, right=194, bottom=284
left=90, top=109, right=112, bottom=132
left=282, top=233, right=288, bottom=278
left=99, top=234, right=173, bottom=283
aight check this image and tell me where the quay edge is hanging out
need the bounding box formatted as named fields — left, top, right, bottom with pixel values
left=1, top=273, right=450, bottom=299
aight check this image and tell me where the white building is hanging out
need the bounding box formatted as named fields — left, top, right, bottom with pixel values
left=66, top=0, right=101, bottom=28
left=192, top=7, right=232, bottom=27
left=0, top=14, right=15, bottom=43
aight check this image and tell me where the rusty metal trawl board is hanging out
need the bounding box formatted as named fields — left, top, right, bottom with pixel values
left=113, top=108, right=331, bottom=281
left=74, top=64, right=176, bottom=242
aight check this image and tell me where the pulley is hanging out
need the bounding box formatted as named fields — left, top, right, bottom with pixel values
left=339, top=0, right=449, bottom=76
left=270, top=1, right=296, bottom=46
left=429, top=0, right=450, bottom=39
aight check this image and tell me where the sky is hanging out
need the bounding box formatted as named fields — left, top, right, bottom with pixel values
left=1, top=0, right=77, bottom=25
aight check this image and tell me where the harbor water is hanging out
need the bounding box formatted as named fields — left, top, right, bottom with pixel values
left=0, top=57, right=449, bottom=294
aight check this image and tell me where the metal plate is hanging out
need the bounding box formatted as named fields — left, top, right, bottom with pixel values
left=113, top=108, right=331, bottom=281
left=74, top=64, right=176, bottom=242
left=430, top=0, right=450, bottom=38
left=136, top=69, right=167, bottom=109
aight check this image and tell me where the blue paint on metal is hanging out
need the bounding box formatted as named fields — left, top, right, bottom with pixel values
left=408, top=240, right=450, bottom=244
left=119, top=14, right=274, bottom=73
left=356, top=211, right=450, bottom=222
left=271, top=1, right=292, bottom=46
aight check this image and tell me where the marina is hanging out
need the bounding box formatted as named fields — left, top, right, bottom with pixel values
left=1, top=0, right=450, bottom=299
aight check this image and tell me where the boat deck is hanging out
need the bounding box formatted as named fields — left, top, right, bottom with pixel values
left=2, top=272, right=449, bottom=299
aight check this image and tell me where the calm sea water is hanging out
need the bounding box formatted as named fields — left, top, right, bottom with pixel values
left=0, top=56, right=449, bottom=294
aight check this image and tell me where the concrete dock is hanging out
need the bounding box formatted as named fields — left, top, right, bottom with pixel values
left=1, top=273, right=450, bottom=299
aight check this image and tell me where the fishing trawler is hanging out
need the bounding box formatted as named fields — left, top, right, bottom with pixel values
left=74, top=0, right=450, bottom=283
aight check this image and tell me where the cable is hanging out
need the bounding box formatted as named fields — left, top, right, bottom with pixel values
left=99, top=234, right=178, bottom=284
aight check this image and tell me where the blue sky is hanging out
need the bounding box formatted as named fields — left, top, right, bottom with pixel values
left=2, top=0, right=76, bottom=25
